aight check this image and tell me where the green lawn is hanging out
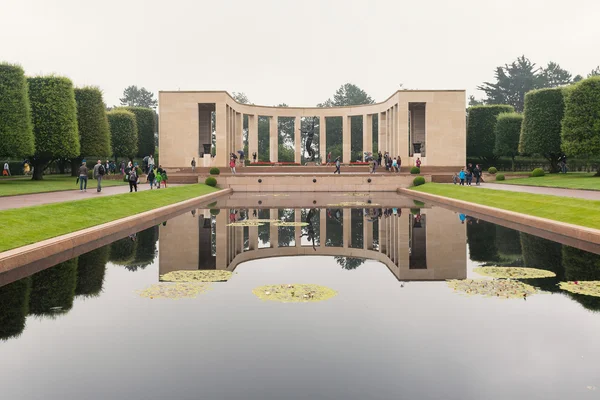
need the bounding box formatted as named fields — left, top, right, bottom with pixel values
left=495, top=173, right=600, bottom=190
left=0, top=175, right=127, bottom=196
left=0, top=184, right=219, bottom=252
left=410, top=183, right=600, bottom=230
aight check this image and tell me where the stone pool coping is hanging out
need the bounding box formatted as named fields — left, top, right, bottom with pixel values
left=0, top=189, right=232, bottom=283
left=399, top=188, right=600, bottom=253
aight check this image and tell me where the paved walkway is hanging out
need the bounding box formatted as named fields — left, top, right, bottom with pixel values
left=0, top=183, right=180, bottom=211
left=474, top=183, right=600, bottom=200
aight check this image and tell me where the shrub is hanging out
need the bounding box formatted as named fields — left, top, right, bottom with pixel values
left=531, top=168, right=545, bottom=177
left=410, top=166, right=420, bottom=174
left=205, top=176, right=217, bottom=187
left=410, top=208, right=421, bottom=215
left=76, top=246, right=109, bottom=298
left=75, top=87, right=111, bottom=157
left=494, top=113, right=523, bottom=167
left=28, top=75, right=80, bottom=180
left=107, top=110, right=138, bottom=161
left=488, top=167, right=498, bottom=174
left=467, top=105, right=514, bottom=160
left=209, top=167, right=220, bottom=175
left=496, top=174, right=505, bottom=181
left=0, top=63, right=34, bottom=157
left=210, top=209, right=220, bottom=215
left=561, top=77, right=600, bottom=175
left=120, top=107, right=155, bottom=157
left=520, top=88, right=565, bottom=172
left=413, top=176, right=426, bottom=186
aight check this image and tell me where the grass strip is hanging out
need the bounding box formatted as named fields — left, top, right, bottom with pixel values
left=0, top=184, right=219, bottom=252
left=410, top=183, right=600, bottom=230
left=495, top=173, right=600, bottom=190
left=0, top=175, right=127, bottom=196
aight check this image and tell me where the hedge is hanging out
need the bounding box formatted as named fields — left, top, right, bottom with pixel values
left=75, top=87, right=111, bottom=158
left=0, top=277, right=31, bottom=340
left=495, top=174, right=505, bottom=181
left=0, top=63, right=34, bottom=158
left=467, top=105, right=514, bottom=160
left=76, top=246, right=109, bottom=298
left=413, top=176, right=425, bottom=186
left=531, top=168, right=545, bottom=177
left=562, top=77, right=600, bottom=174
left=29, top=258, right=78, bottom=316
left=205, top=176, right=217, bottom=187
left=209, top=167, right=220, bottom=175
left=107, top=110, right=138, bottom=160
left=130, top=226, right=158, bottom=269
left=493, top=112, right=522, bottom=164
left=121, top=107, right=155, bottom=157
left=467, top=220, right=500, bottom=262
left=410, top=166, right=420, bottom=174
left=28, top=76, right=80, bottom=180
left=520, top=88, right=565, bottom=173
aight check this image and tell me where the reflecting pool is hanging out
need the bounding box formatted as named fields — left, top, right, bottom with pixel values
left=1, top=193, right=600, bottom=399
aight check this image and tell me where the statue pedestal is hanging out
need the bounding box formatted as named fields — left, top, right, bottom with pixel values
left=305, top=162, right=317, bottom=166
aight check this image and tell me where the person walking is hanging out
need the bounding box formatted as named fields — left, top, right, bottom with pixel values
left=78, top=162, right=88, bottom=192
left=334, top=157, right=341, bottom=174
left=474, top=164, right=482, bottom=185
left=230, top=157, right=236, bottom=174
left=326, top=152, right=332, bottom=166
left=416, top=158, right=422, bottom=168
left=397, top=156, right=402, bottom=172
left=147, top=168, right=156, bottom=189
left=3, top=162, right=10, bottom=176
left=128, top=167, right=138, bottom=192
left=148, top=155, right=154, bottom=172
left=160, top=170, right=168, bottom=187
left=120, top=161, right=125, bottom=175
left=93, top=159, right=105, bottom=192
left=466, top=163, right=473, bottom=186
left=191, top=157, right=196, bottom=172
left=105, top=160, right=110, bottom=175
left=459, top=168, right=466, bottom=186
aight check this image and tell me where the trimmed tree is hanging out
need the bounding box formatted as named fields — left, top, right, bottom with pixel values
left=494, top=112, right=523, bottom=171
left=27, top=76, right=80, bottom=180
left=519, top=88, right=565, bottom=173
left=29, top=258, right=78, bottom=317
left=120, top=107, right=156, bottom=158
left=71, top=87, right=111, bottom=176
left=0, top=277, right=31, bottom=340
left=561, top=76, right=600, bottom=175
left=0, top=63, right=34, bottom=158
left=467, top=105, right=514, bottom=162
left=76, top=246, right=109, bottom=298
left=107, top=109, right=138, bottom=162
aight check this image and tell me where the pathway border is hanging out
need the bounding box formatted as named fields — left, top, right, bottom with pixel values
left=399, top=188, right=600, bottom=253
left=0, top=189, right=231, bottom=285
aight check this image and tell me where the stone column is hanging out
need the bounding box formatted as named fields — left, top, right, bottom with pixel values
left=215, top=103, right=228, bottom=168
left=269, top=208, right=278, bottom=248
left=364, top=214, right=373, bottom=250
left=342, top=115, right=350, bottom=163
left=320, top=208, right=327, bottom=247
left=215, top=212, right=229, bottom=269
left=249, top=218, right=259, bottom=251
left=294, top=116, right=301, bottom=163
left=270, top=116, right=278, bottom=162
left=320, top=116, right=327, bottom=163
left=379, top=111, right=387, bottom=155
left=363, top=114, right=372, bottom=155
left=397, top=103, right=409, bottom=162
left=235, top=112, right=243, bottom=155
left=379, top=214, right=387, bottom=253
left=295, top=208, right=301, bottom=247
left=343, top=209, right=350, bottom=248
left=248, top=114, right=258, bottom=163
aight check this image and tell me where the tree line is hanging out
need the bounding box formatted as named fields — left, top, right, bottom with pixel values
left=0, top=63, right=157, bottom=180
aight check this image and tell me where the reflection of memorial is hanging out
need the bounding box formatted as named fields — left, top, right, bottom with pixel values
left=159, top=206, right=467, bottom=281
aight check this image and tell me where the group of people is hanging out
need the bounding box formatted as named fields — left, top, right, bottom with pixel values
left=454, top=163, right=483, bottom=186
left=2, top=160, right=31, bottom=176
left=77, top=156, right=166, bottom=193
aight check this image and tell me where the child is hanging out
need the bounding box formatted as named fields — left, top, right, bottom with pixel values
left=155, top=169, right=162, bottom=189
left=452, top=172, right=459, bottom=185
left=160, top=170, right=168, bottom=188
left=230, top=158, right=236, bottom=174
left=147, top=168, right=156, bottom=189
left=392, top=158, right=398, bottom=172
left=459, top=168, right=466, bottom=186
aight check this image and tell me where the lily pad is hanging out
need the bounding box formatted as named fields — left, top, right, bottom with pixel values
left=160, top=270, right=232, bottom=283
left=137, top=283, right=211, bottom=299
left=227, top=221, right=264, bottom=227
left=252, top=284, right=337, bottom=303
left=447, top=279, right=537, bottom=299
left=559, top=281, right=600, bottom=297
left=474, top=267, right=556, bottom=279
left=271, top=221, right=309, bottom=227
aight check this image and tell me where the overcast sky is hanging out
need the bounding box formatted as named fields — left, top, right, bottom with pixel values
left=2, top=0, right=599, bottom=108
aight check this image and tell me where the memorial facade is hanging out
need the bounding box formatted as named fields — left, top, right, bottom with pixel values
left=159, top=89, right=466, bottom=169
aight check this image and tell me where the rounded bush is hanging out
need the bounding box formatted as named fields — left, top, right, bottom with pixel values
left=413, top=176, right=426, bottom=186
left=209, top=167, right=220, bottom=175
left=410, top=208, right=421, bottom=215
left=410, top=166, right=420, bottom=174
left=210, top=209, right=220, bottom=215
left=205, top=177, right=217, bottom=187
left=496, top=174, right=505, bottom=181
left=488, top=167, right=498, bottom=174
left=531, top=168, right=545, bottom=177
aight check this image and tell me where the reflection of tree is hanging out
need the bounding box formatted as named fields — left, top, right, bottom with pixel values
left=278, top=209, right=295, bottom=247
left=76, top=246, right=109, bottom=298
left=467, top=220, right=500, bottom=262
left=29, top=259, right=78, bottom=317
left=335, top=257, right=366, bottom=270
left=562, top=246, right=600, bottom=312
left=350, top=209, right=364, bottom=249
left=130, top=226, right=159, bottom=269
left=519, top=232, right=563, bottom=292
left=257, top=209, right=271, bottom=245
left=326, top=209, right=343, bottom=247
left=0, top=278, right=31, bottom=341
left=109, top=237, right=138, bottom=270
left=495, top=226, right=522, bottom=257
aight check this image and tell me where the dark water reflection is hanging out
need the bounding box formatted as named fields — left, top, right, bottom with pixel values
left=1, top=203, right=600, bottom=399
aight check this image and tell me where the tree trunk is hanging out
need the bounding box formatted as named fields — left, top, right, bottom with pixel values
left=70, top=158, right=81, bottom=177
left=58, top=160, right=66, bottom=174
left=31, top=160, right=46, bottom=180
